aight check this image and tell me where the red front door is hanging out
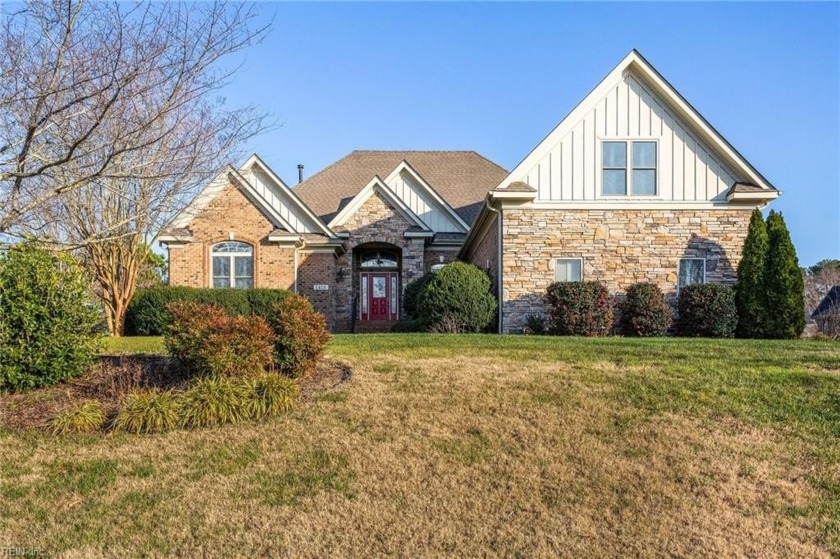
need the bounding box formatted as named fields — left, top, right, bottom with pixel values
left=369, top=274, right=389, bottom=320
left=360, top=272, right=398, bottom=321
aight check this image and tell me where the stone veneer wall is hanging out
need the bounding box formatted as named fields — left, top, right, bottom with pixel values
left=168, top=182, right=295, bottom=289
left=333, top=191, right=426, bottom=332
left=500, top=208, right=752, bottom=333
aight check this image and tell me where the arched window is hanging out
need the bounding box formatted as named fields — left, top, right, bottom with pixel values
left=211, top=241, right=253, bottom=288
left=359, top=250, right=399, bottom=269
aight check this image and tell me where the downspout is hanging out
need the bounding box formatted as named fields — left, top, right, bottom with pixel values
left=483, top=198, right=503, bottom=334
left=293, top=246, right=299, bottom=293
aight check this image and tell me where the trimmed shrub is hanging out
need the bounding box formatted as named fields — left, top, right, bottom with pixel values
left=676, top=283, right=738, bottom=338
left=764, top=211, right=805, bottom=339
left=50, top=401, right=106, bottom=435
left=402, top=274, right=431, bottom=319
left=0, top=244, right=100, bottom=392
left=735, top=209, right=769, bottom=338
left=240, top=373, right=299, bottom=419
left=619, top=282, right=671, bottom=337
left=113, top=390, right=180, bottom=434
left=165, top=302, right=276, bottom=378
left=415, top=262, right=496, bottom=333
left=179, top=377, right=244, bottom=428
left=545, top=281, right=613, bottom=336
left=270, top=294, right=330, bottom=378
left=125, top=286, right=289, bottom=336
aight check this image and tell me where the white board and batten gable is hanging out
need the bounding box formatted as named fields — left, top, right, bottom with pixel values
left=238, top=155, right=335, bottom=237
left=328, top=175, right=433, bottom=235
left=382, top=161, right=469, bottom=233
left=498, top=50, right=779, bottom=208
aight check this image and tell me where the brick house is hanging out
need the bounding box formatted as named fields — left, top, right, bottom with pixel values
left=160, top=50, right=779, bottom=333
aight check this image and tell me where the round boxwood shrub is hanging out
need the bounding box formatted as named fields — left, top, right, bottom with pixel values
left=545, top=281, right=613, bottom=336
left=0, top=244, right=100, bottom=392
left=619, top=282, right=672, bottom=337
left=402, top=273, right=431, bottom=320
left=415, top=262, right=496, bottom=333
left=676, top=283, right=738, bottom=338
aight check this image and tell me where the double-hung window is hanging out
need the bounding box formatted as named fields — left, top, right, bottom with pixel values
left=554, top=258, right=583, bottom=282
left=211, top=241, right=253, bottom=288
left=678, top=258, right=705, bottom=291
left=602, top=141, right=657, bottom=196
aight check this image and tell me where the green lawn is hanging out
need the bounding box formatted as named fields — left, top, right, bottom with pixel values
left=100, top=335, right=165, bottom=355
left=6, top=335, right=840, bottom=557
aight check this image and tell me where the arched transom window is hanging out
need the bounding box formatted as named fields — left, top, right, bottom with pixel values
left=359, top=250, right=399, bottom=269
left=211, top=241, right=253, bottom=288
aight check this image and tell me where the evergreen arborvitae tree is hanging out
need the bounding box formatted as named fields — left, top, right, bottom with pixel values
left=735, top=209, right=769, bottom=337
left=764, top=210, right=805, bottom=338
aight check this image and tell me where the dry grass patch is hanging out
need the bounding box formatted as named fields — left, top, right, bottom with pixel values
left=1, top=335, right=838, bottom=557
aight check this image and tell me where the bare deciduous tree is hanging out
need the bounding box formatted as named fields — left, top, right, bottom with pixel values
left=1, top=0, right=270, bottom=236
left=2, top=0, right=272, bottom=335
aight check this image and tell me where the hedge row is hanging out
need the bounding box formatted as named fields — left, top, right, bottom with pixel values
left=125, top=286, right=291, bottom=335
left=540, top=281, right=737, bottom=338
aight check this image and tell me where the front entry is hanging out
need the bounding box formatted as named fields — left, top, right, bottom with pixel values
left=360, top=271, right=398, bottom=321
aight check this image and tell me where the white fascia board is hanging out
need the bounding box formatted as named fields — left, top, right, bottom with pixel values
left=525, top=201, right=756, bottom=210
left=384, top=160, right=470, bottom=232
left=267, top=234, right=303, bottom=244
left=497, top=50, right=777, bottom=193
left=157, top=235, right=193, bottom=243
left=241, top=154, right=338, bottom=238
left=726, top=190, right=781, bottom=203
left=489, top=190, right=538, bottom=201
left=328, top=176, right=432, bottom=232
left=404, top=231, right=435, bottom=238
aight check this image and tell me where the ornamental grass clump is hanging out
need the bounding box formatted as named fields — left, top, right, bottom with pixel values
left=50, top=401, right=106, bottom=435
left=113, top=390, right=180, bottom=434
left=240, top=373, right=299, bottom=419
left=178, top=377, right=244, bottom=429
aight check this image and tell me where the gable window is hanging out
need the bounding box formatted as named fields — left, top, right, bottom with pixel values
left=211, top=241, right=253, bottom=288
left=678, top=258, right=705, bottom=291
left=602, top=141, right=657, bottom=196
left=554, top=258, right=583, bottom=282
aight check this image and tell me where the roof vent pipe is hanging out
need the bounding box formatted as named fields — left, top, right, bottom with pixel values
left=297, top=164, right=304, bottom=184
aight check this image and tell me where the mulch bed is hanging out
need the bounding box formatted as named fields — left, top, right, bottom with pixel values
left=0, top=356, right=352, bottom=433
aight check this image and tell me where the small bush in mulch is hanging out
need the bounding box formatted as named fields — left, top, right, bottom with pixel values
left=165, top=302, right=276, bottom=379
left=270, top=294, right=331, bottom=379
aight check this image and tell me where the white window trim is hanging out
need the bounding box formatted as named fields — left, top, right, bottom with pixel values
left=677, top=257, right=706, bottom=292
left=597, top=138, right=660, bottom=199
left=210, top=242, right=254, bottom=289
left=554, top=257, right=584, bottom=283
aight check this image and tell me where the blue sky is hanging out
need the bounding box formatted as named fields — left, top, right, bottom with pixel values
left=222, top=2, right=839, bottom=267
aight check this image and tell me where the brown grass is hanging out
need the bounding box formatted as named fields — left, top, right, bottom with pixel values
left=1, top=335, right=838, bottom=558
